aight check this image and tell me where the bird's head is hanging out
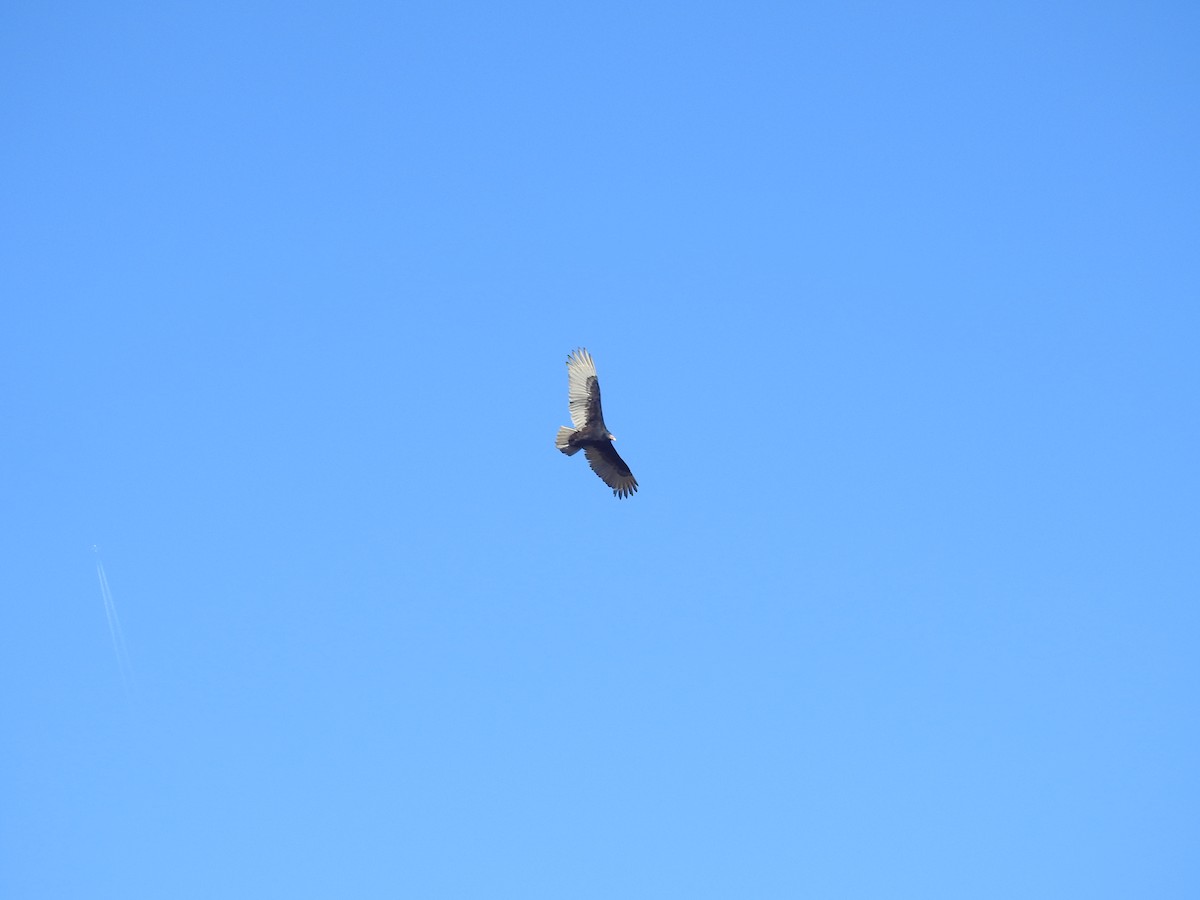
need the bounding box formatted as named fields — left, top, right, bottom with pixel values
left=606, top=432, right=617, bottom=442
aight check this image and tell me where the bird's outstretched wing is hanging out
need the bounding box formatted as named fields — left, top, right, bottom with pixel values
left=583, top=443, right=638, bottom=499
left=566, top=348, right=603, bottom=429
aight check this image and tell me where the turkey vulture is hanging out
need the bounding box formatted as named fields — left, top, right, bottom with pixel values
left=555, top=348, right=638, bottom=498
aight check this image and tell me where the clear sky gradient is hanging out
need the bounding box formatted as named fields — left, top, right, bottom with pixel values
left=3, top=2, right=1198, bottom=897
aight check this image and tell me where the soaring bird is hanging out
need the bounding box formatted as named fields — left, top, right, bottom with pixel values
left=555, top=348, right=638, bottom=498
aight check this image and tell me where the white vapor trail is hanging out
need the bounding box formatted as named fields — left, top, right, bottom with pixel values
left=94, top=548, right=135, bottom=698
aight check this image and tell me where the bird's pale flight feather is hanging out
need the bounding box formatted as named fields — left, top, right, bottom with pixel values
left=566, top=348, right=598, bottom=429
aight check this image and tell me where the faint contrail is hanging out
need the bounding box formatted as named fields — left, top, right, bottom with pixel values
left=94, top=547, right=135, bottom=699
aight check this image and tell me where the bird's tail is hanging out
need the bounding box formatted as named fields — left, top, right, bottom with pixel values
left=556, top=426, right=581, bottom=455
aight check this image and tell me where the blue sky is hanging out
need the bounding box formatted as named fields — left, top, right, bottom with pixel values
left=3, top=2, right=1198, bottom=897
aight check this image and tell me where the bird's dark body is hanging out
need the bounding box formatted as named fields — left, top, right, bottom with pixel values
left=571, top=434, right=633, bottom=474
